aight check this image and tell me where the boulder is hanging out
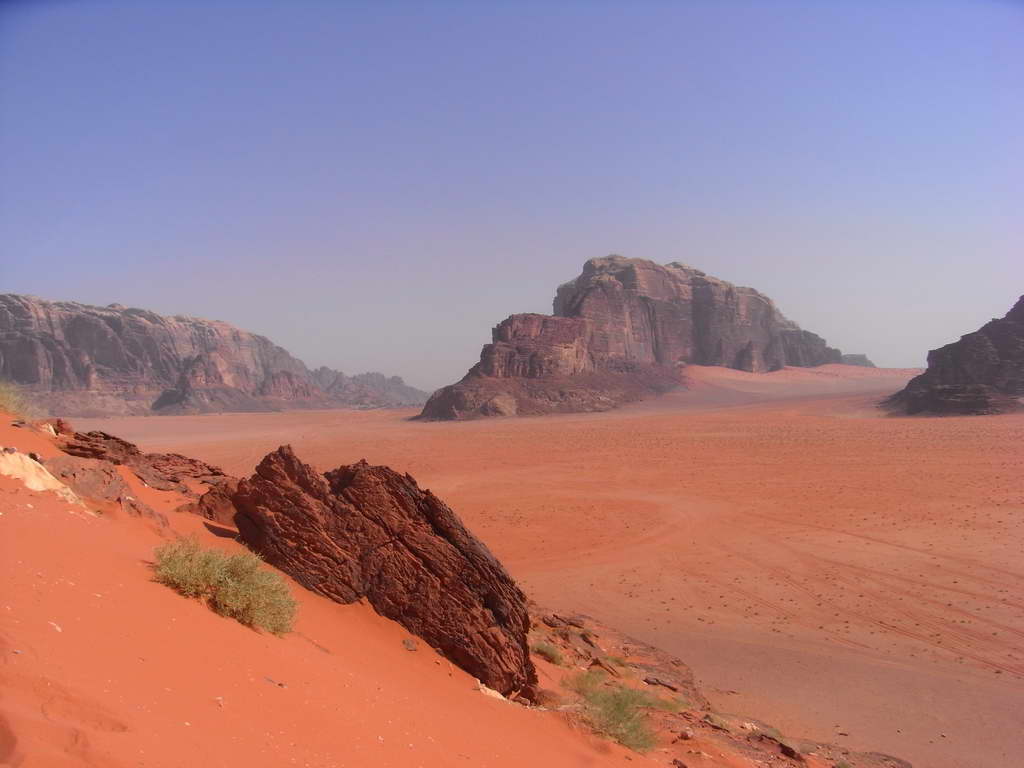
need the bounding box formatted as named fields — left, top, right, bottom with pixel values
left=889, top=295, right=1024, bottom=414
left=230, top=446, right=537, bottom=697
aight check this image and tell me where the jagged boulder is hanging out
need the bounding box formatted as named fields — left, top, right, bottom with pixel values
left=420, top=256, right=844, bottom=419
left=889, top=295, right=1024, bottom=414
left=230, top=446, right=537, bottom=697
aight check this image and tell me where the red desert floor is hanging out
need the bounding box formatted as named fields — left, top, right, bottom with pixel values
left=7, top=364, right=1021, bottom=768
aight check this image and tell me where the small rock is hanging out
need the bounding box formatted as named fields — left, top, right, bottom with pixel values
left=779, top=741, right=803, bottom=760
left=671, top=759, right=689, bottom=767
left=589, top=657, right=620, bottom=677
left=27, top=452, right=42, bottom=463
left=402, top=638, right=418, bottom=651
left=676, top=728, right=695, bottom=741
left=2, top=447, right=16, bottom=454
left=644, top=676, right=679, bottom=692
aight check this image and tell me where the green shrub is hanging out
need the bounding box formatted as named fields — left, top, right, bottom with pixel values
left=153, top=538, right=297, bottom=635
left=0, top=380, right=33, bottom=420
left=531, top=640, right=565, bottom=666
left=564, top=670, right=660, bottom=752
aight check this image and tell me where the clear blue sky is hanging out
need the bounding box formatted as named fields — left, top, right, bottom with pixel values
left=1, top=1, right=1021, bottom=389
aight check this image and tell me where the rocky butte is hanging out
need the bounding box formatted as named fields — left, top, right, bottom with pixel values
left=888, top=294, right=1024, bottom=415
left=420, top=255, right=862, bottom=419
left=0, top=294, right=427, bottom=416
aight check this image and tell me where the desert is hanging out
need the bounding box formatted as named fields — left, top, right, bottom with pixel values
left=50, top=363, right=1017, bottom=768
left=4, top=4, right=1021, bottom=767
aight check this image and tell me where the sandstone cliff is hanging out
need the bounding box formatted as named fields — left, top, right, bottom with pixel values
left=889, top=295, right=1024, bottom=414
left=0, top=294, right=428, bottom=416
left=420, top=256, right=845, bottom=419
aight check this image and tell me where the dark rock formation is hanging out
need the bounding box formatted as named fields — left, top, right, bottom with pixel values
left=60, top=430, right=227, bottom=496
left=0, top=294, right=428, bottom=416
left=420, top=256, right=845, bottom=419
left=841, top=354, right=876, bottom=367
left=229, top=445, right=536, bottom=697
left=889, top=295, right=1024, bottom=415
left=44, top=454, right=165, bottom=525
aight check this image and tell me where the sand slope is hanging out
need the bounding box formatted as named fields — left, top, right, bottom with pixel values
left=0, top=420, right=658, bottom=768
left=81, top=365, right=1024, bottom=768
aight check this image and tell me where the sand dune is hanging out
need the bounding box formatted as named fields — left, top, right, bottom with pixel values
left=80, top=366, right=1024, bottom=768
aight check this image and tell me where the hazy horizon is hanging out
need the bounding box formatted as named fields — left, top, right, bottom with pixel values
left=2, top=1, right=1021, bottom=390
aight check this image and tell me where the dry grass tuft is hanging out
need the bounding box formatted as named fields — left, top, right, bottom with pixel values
left=153, top=538, right=297, bottom=635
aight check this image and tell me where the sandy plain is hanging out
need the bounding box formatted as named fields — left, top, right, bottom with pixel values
left=80, top=365, right=1024, bottom=768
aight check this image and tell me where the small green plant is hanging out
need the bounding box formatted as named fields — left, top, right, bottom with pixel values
left=563, top=670, right=661, bottom=752
left=153, top=538, right=297, bottom=635
left=531, top=640, right=565, bottom=666
left=0, top=379, right=33, bottom=420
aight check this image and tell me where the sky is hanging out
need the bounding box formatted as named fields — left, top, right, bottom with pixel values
left=1, top=1, right=1021, bottom=390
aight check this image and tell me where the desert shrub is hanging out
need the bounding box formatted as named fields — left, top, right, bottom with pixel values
left=153, top=538, right=297, bottom=635
left=0, top=380, right=33, bottom=419
left=564, top=670, right=660, bottom=752
left=531, top=640, right=565, bottom=666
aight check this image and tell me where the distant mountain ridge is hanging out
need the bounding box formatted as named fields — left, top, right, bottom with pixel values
left=420, top=256, right=866, bottom=419
left=0, top=294, right=428, bottom=416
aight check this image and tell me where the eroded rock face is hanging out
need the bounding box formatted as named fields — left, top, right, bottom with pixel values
left=420, top=256, right=844, bottom=419
left=889, top=295, right=1024, bottom=414
left=0, top=294, right=428, bottom=416
left=60, top=431, right=227, bottom=496
left=230, top=446, right=537, bottom=697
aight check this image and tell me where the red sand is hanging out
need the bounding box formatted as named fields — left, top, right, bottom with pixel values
left=0, top=420, right=660, bottom=768
left=19, top=364, right=1023, bottom=768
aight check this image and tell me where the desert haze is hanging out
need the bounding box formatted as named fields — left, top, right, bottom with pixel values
left=73, top=365, right=1024, bottom=768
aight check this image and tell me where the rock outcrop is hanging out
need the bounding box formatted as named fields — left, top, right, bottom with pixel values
left=60, top=430, right=227, bottom=496
left=229, top=446, right=536, bottom=697
left=841, top=353, right=876, bottom=367
left=0, top=294, right=428, bottom=416
left=889, top=295, right=1024, bottom=414
left=420, top=256, right=845, bottom=419
left=44, top=454, right=165, bottom=524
